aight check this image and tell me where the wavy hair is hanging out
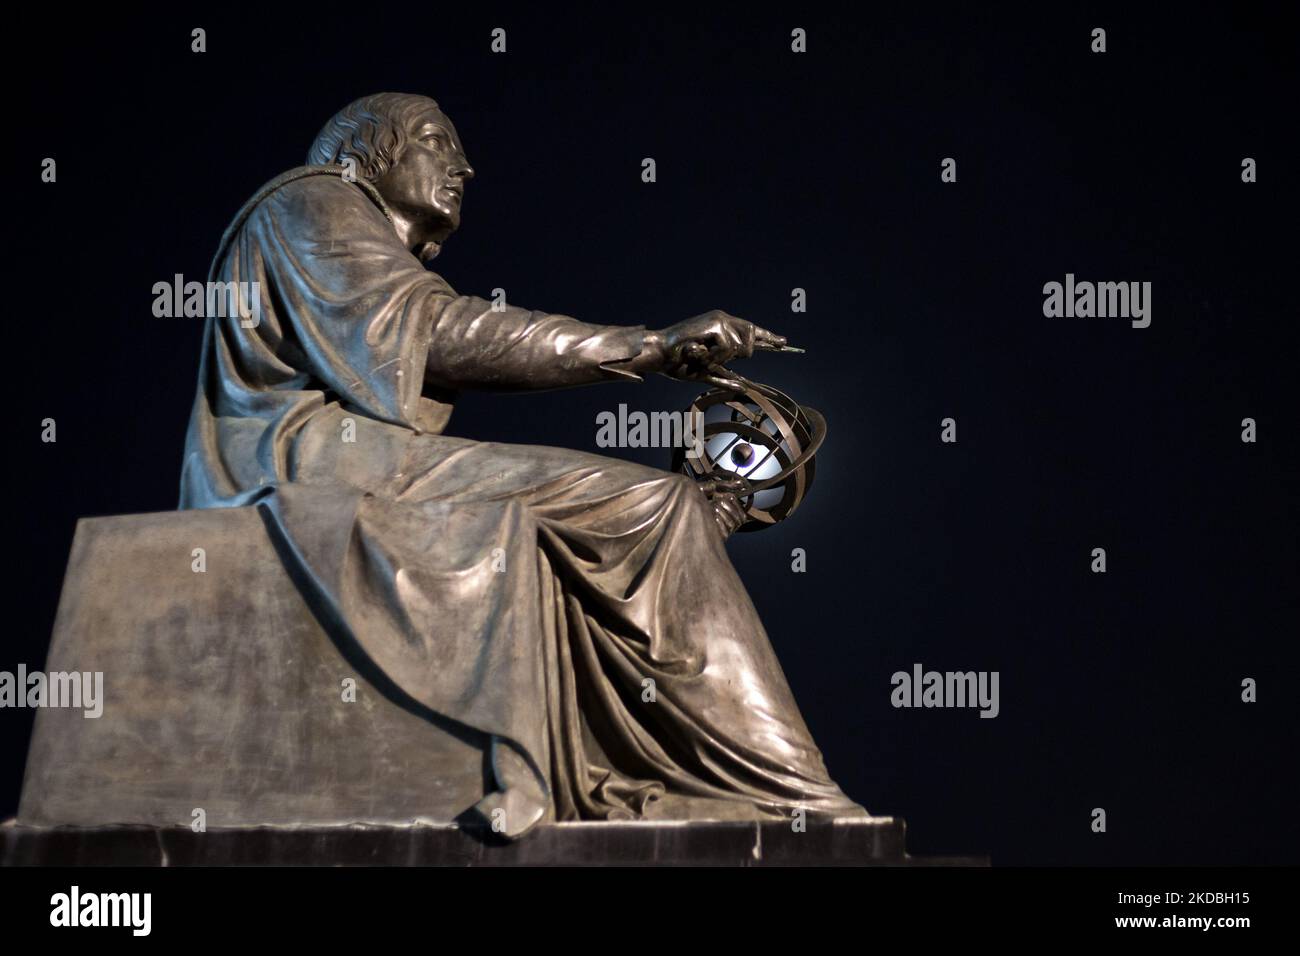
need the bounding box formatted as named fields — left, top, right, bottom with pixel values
left=307, top=93, right=441, bottom=181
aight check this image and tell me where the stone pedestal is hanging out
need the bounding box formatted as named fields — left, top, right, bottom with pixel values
left=1, top=818, right=986, bottom=866
left=19, top=508, right=488, bottom=830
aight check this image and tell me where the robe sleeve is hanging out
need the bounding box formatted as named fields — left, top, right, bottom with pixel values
left=422, top=296, right=649, bottom=391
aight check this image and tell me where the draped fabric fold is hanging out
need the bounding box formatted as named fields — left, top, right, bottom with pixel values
left=181, top=167, right=864, bottom=836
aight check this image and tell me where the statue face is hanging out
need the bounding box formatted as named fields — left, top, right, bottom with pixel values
left=372, top=107, right=475, bottom=257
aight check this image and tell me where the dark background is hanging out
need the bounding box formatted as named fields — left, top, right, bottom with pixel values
left=6, top=6, right=1296, bottom=864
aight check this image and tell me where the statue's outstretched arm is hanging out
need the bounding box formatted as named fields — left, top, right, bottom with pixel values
left=421, top=292, right=660, bottom=391
left=421, top=293, right=782, bottom=394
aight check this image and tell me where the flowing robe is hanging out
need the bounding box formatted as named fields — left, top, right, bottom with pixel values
left=180, top=166, right=863, bottom=835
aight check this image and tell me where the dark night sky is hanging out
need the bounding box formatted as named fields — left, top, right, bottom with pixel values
left=6, top=6, right=1297, bottom=864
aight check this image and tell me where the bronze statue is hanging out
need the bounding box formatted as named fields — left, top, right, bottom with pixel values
left=180, top=92, right=866, bottom=838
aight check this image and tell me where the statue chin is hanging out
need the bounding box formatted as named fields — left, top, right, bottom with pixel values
left=412, top=210, right=458, bottom=263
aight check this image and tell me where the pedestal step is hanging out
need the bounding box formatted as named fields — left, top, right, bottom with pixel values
left=1, top=818, right=987, bottom=866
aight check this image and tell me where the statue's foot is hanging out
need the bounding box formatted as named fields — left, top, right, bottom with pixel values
left=469, top=736, right=548, bottom=840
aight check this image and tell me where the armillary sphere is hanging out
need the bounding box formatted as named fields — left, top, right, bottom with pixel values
left=669, top=343, right=826, bottom=533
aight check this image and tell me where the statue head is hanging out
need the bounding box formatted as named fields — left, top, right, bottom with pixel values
left=308, top=93, right=475, bottom=262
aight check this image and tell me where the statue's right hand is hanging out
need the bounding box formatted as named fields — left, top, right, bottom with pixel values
left=660, top=310, right=786, bottom=370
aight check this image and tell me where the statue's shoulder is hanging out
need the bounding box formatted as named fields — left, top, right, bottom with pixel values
left=209, top=166, right=393, bottom=279
left=237, top=166, right=392, bottom=222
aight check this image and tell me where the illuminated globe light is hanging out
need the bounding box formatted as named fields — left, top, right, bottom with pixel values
left=671, top=378, right=826, bottom=532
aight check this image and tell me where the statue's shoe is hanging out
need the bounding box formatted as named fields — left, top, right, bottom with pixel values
left=469, top=737, right=548, bottom=840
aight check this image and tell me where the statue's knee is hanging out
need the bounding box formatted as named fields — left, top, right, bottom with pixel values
left=665, top=470, right=705, bottom=503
